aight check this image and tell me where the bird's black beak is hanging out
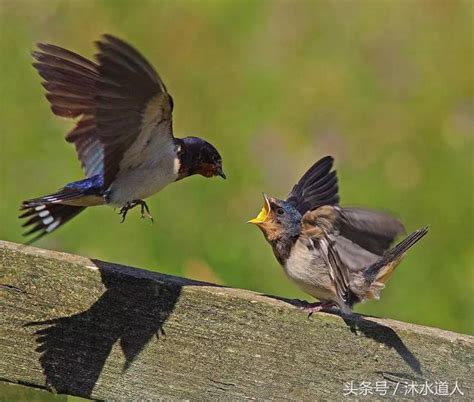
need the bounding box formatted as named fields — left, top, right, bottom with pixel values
left=217, top=166, right=226, bottom=179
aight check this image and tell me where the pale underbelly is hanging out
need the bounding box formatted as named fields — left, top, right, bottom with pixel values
left=283, top=249, right=337, bottom=302
left=107, top=165, right=178, bottom=206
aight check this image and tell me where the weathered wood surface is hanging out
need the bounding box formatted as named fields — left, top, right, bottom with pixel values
left=0, top=240, right=472, bottom=400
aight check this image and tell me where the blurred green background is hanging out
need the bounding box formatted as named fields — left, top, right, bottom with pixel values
left=0, top=0, right=472, bottom=336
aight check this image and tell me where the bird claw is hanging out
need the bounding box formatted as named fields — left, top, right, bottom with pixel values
left=118, top=200, right=154, bottom=223
left=118, top=205, right=129, bottom=223
left=139, top=202, right=154, bottom=223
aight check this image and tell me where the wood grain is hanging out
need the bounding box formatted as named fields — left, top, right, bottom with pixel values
left=0, top=240, right=472, bottom=400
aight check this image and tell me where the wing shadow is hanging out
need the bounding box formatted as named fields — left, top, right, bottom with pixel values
left=25, top=260, right=185, bottom=397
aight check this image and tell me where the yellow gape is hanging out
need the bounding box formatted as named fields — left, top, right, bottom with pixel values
left=248, top=194, right=271, bottom=224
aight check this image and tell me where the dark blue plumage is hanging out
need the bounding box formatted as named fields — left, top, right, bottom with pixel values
left=64, top=175, right=104, bottom=194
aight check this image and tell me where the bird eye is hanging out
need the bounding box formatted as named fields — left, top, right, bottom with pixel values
left=276, top=208, right=285, bottom=215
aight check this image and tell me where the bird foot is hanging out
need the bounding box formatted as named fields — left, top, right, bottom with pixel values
left=297, top=301, right=335, bottom=318
left=119, top=200, right=154, bottom=223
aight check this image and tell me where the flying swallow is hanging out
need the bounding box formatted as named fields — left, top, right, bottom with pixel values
left=20, top=34, right=225, bottom=241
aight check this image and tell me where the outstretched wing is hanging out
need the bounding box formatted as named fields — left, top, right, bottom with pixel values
left=338, top=207, right=405, bottom=256
left=286, top=156, right=339, bottom=215
left=289, top=156, right=404, bottom=257
left=32, top=44, right=103, bottom=177
left=94, top=34, right=174, bottom=188
left=302, top=205, right=404, bottom=271
left=301, top=203, right=405, bottom=307
left=32, top=34, right=174, bottom=188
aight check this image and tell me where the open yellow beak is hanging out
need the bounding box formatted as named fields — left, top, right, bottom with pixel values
left=248, top=194, right=271, bottom=224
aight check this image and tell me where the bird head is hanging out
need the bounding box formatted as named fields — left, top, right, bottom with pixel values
left=248, top=194, right=301, bottom=241
left=180, top=137, right=226, bottom=179
left=197, top=141, right=225, bottom=179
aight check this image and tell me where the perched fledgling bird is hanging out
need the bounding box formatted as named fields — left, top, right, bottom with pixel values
left=20, top=34, right=225, bottom=242
left=248, top=156, right=428, bottom=315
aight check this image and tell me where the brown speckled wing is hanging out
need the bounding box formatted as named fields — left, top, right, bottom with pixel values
left=302, top=205, right=404, bottom=274
left=302, top=206, right=351, bottom=304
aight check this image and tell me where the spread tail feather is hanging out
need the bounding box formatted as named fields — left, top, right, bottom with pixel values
left=19, top=175, right=105, bottom=242
left=20, top=188, right=91, bottom=243
left=19, top=203, right=86, bottom=243
left=363, top=226, right=429, bottom=299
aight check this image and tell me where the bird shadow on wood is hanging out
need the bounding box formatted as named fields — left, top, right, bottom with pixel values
left=24, top=260, right=185, bottom=398
left=341, top=314, right=422, bottom=376
left=266, top=296, right=422, bottom=376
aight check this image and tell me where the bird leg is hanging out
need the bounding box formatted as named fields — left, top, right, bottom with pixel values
left=119, top=200, right=154, bottom=223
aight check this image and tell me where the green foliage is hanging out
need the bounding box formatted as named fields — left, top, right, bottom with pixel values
left=0, top=382, right=67, bottom=401
left=0, top=0, right=472, bottom=334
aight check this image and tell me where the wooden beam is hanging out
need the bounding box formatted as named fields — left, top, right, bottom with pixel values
left=1, top=240, right=472, bottom=399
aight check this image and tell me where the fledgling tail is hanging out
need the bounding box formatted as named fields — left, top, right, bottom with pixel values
left=362, top=226, right=429, bottom=299
left=19, top=188, right=88, bottom=243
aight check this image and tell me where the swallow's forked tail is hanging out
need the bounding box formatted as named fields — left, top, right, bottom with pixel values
left=362, top=226, right=429, bottom=300
left=19, top=188, right=89, bottom=243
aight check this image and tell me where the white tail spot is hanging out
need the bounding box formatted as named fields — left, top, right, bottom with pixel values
left=42, top=216, right=54, bottom=225
left=44, top=197, right=60, bottom=202
left=46, top=220, right=61, bottom=232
